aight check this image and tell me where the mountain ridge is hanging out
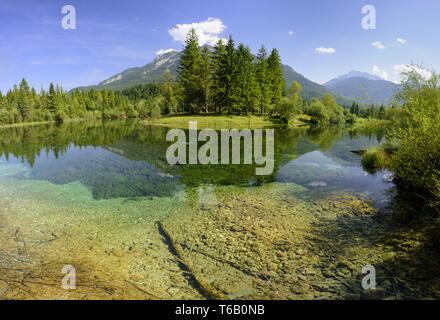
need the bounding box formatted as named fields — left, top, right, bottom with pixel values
left=324, top=71, right=397, bottom=105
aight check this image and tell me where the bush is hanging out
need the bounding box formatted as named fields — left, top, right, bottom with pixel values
left=361, top=147, right=388, bottom=174
left=329, top=105, right=345, bottom=124
left=151, top=104, right=161, bottom=119
left=388, top=68, right=440, bottom=202
left=54, top=110, right=66, bottom=124
left=276, top=97, right=300, bottom=123
left=0, top=109, right=10, bottom=124
left=138, top=107, right=150, bottom=120
left=389, top=117, right=440, bottom=200
left=306, top=100, right=329, bottom=124
left=125, top=105, right=138, bottom=118
left=345, top=113, right=357, bottom=124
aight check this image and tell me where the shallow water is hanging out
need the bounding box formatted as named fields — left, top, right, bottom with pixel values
left=0, top=120, right=439, bottom=300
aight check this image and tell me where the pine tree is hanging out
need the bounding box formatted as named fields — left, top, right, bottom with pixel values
left=177, top=28, right=203, bottom=113
left=218, top=35, right=238, bottom=114
left=350, top=102, right=356, bottom=114
left=200, top=46, right=212, bottom=113
left=378, top=105, right=386, bottom=119
left=17, top=78, right=32, bottom=120
left=267, top=48, right=285, bottom=111
left=47, top=83, right=57, bottom=115
left=256, top=45, right=271, bottom=115
left=212, top=39, right=226, bottom=113
left=161, top=70, right=177, bottom=114
left=235, top=44, right=259, bottom=114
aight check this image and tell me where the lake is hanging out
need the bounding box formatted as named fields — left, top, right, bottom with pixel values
left=0, top=120, right=438, bottom=299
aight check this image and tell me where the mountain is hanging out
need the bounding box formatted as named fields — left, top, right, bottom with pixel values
left=324, top=71, right=397, bottom=105
left=282, top=65, right=352, bottom=106
left=75, top=50, right=182, bottom=92
left=74, top=48, right=354, bottom=106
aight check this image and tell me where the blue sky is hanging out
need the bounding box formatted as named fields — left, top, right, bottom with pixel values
left=0, top=0, right=439, bottom=93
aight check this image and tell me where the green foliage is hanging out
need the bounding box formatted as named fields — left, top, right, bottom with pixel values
left=275, top=81, right=303, bottom=123
left=0, top=78, right=140, bottom=125
left=390, top=116, right=440, bottom=201
left=306, top=99, right=328, bottom=124
left=256, top=45, right=271, bottom=114
left=276, top=97, right=299, bottom=123
left=177, top=28, right=203, bottom=112
left=200, top=46, right=212, bottom=113
left=305, top=94, right=345, bottom=125
left=267, top=48, right=286, bottom=108
left=361, top=147, right=388, bottom=174
left=234, top=43, right=259, bottom=115
left=160, top=69, right=178, bottom=114
left=388, top=67, right=440, bottom=202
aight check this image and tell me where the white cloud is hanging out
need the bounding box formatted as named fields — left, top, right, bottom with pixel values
left=396, top=38, right=407, bottom=44
left=393, top=64, right=432, bottom=79
left=156, top=48, right=176, bottom=55
left=168, top=17, right=227, bottom=46
left=288, top=30, right=294, bottom=35
left=371, top=41, right=385, bottom=50
left=372, top=65, right=389, bottom=80
left=315, top=47, right=336, bottom=54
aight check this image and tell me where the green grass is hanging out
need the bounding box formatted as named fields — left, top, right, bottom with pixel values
left=352, top=118, right=388, bottom=130
left=144, top=113, right=312, bottom=129
left=0, top=120, right=51, bottom=129
left=143, top=113, right=280, bottom=129
left=361, top=146, right=390, bottom=174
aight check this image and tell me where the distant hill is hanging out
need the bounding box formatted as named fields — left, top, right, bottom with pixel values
left=324, top=71, right=397, bottom=105
left=282, top=65, right=352, bottom=106
left=74, top=48, right=354, bottom=106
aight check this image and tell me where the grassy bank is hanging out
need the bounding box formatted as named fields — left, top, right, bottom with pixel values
left=0, top=114, right=311, bottom=130
left=0, top=120, right=52, bottom=129
left=0, top=117, right=96, bottom=129
left=351, top=118, right=388, bottom=131
left=360, top=145, right=392, bottom=174
left=143, top=114, right=285, bottom=129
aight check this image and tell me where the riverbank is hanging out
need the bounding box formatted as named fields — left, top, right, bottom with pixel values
left=143, top=114, right=280, bottom=129
left=351, top=118, right=388, bottom=131
left=0, top=117, right=92, bottom=129
left=142, top=114, right=312, bottom=129
left=0, top=114, right=311, bottom=130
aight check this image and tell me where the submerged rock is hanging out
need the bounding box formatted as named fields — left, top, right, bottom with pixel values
left=308, top=181, right=328, bottom=188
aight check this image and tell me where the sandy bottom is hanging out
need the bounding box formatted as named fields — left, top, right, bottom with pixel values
left=1, top=163, right=440, bottom=300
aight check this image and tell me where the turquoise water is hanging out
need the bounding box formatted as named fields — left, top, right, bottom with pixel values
left=0, top=121, right=438, bottom=300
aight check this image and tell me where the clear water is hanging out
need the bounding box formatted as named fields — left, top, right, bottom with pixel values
left=0, top=121, right=438, bottom=300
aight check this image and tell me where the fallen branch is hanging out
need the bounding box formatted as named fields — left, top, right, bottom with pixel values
left=157, top=221, right=228, bottom=300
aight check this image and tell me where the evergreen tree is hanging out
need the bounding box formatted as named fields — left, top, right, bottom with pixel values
left=47, top=83, right=57, bottom=115
left=235, top=43, right=259, bottom=114
left=200, top=46, right=212, bottom=113
left=218, top=35, right=238, bottom=114
left=256, top=45, right=271, bottom=115
left=177, top=28, right=203, bottom=113
left=211, top=39, right=226, bottom=113
left=267, top=48, right=285, bottom=111
left=350, top=102, right=356, bottom=114
left=161, top=70, right=177, bottom=114
left=378, top=105, right=386, bottom=119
